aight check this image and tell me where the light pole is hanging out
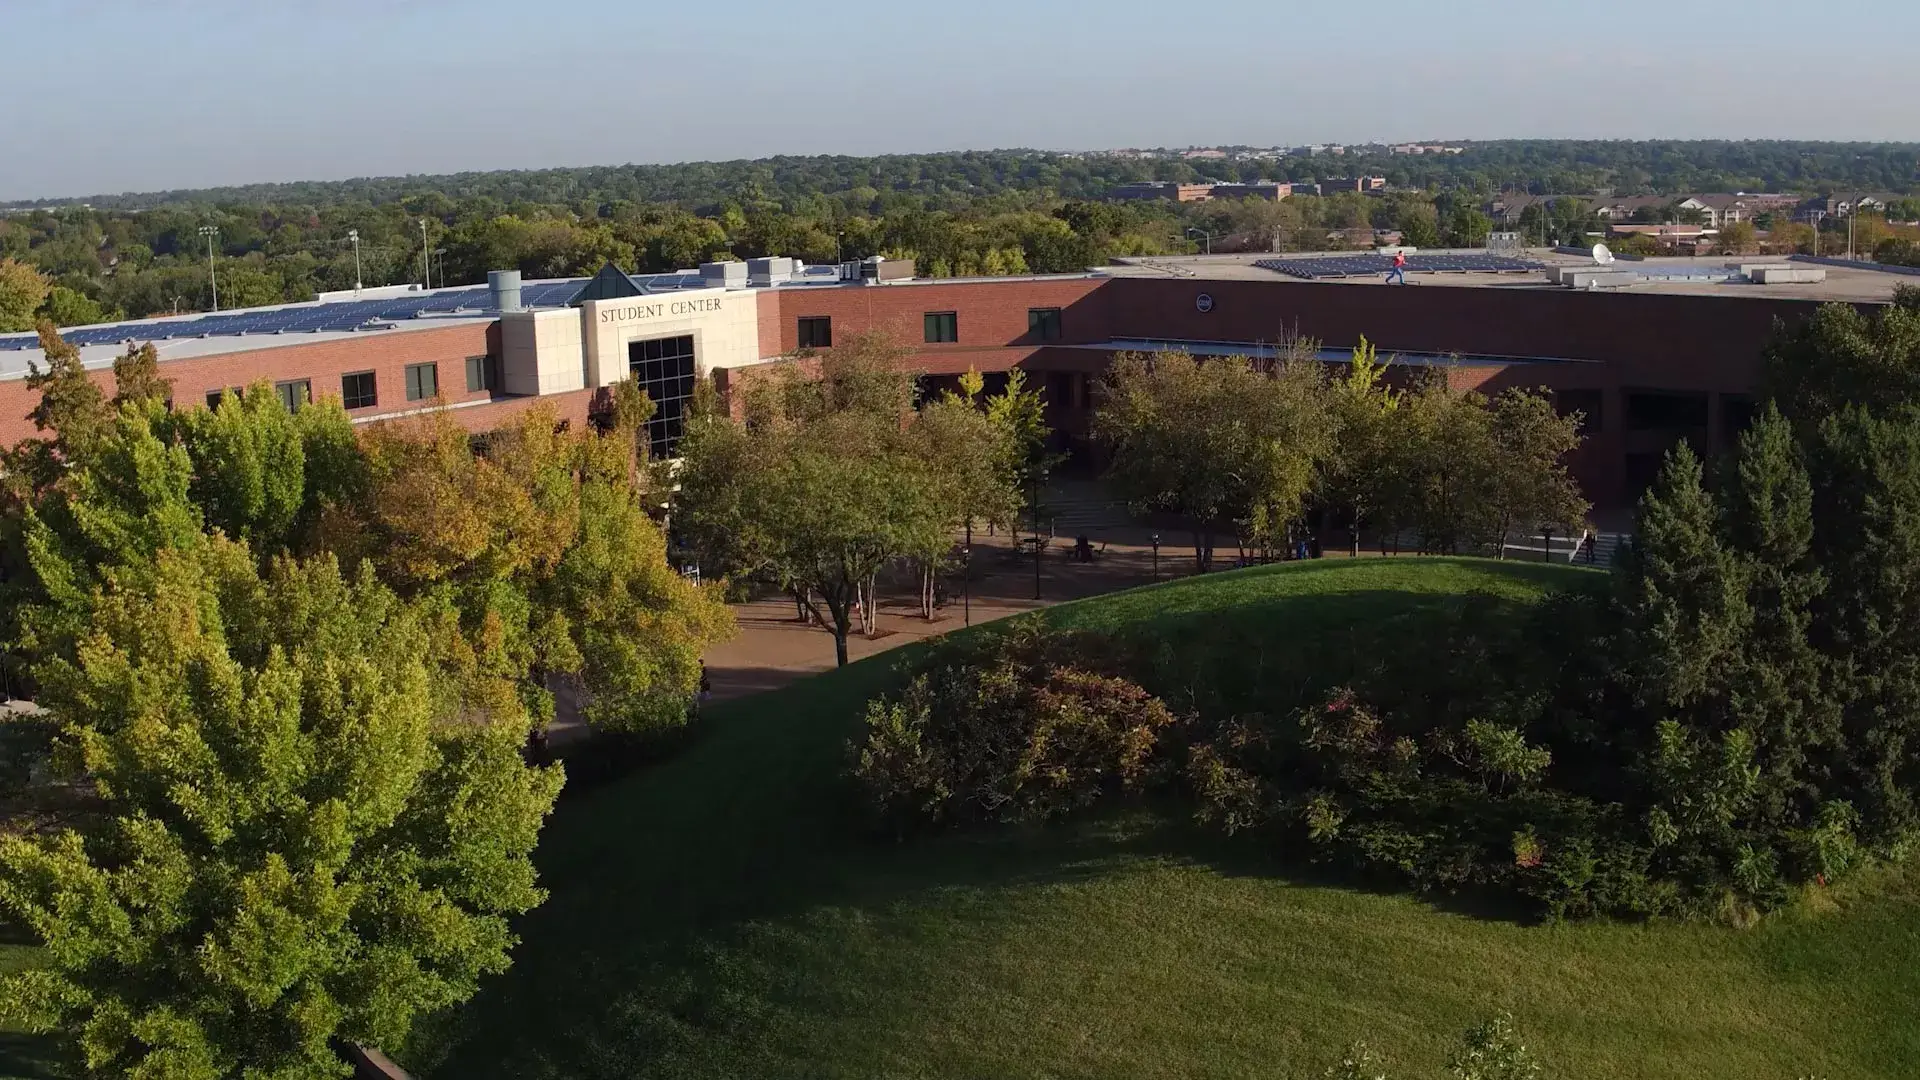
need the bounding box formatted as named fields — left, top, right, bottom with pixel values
left=1185, top=227, right=1213, bottom=255
left=347, top=229, right=363, bottom=295
left=419, top=219, right=432, bottom=290
left=1151, top=533, right=1160, bottom=582
left=198, top=225, right=220, bottom=311
left=962, top=546, right=971, bottom=626
left=1030, top=472, right=1043, bottom=602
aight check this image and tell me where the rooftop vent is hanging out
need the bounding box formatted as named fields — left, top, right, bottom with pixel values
left=488, top=270, right=523, bottom=313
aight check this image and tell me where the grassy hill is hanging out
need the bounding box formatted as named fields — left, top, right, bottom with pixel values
left=387, top=559, right=1910, bottom=1077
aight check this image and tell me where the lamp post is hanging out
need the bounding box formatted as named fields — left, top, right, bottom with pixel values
left=347, top=229, right=363, bottom=295
left=962, top=546, right=971, bottom=626
left=1031, top=472, right=1042, bottom=602
left=1542, top=525, right=1554, bottom=564
left=1151, top=533, right=1160, bottom=582
left=1185, top=227, right=1213, bottom=255
left=197, top=225, right=220, bottom=311
left=419, top=219, right=431, bottom=290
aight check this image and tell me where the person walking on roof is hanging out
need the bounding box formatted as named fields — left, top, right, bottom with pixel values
left=1386, top=250, right=1408, bottom=285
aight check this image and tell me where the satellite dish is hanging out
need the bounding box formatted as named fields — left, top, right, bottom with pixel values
left=1592, top=242, right=1615, bottom=265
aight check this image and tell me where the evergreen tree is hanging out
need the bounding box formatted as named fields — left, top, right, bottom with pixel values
left=1619, top=442, right=1750, bottom=712
left=1721, top=403, right=1836, bottom=826
left=1805, top=408, right=1920, bottom=842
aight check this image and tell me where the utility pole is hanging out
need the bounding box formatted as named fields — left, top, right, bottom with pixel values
left=419, top=219, right=431, bottom=290
left=198, top=225, right=220, bottom=311
left=348, top=229, right=363, bottom=295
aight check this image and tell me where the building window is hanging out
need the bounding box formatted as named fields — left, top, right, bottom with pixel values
left=405, top=362, right=439, bottom=402
left=797, top=316, right=832, bottom=349
left=342, top=371, right=377, bottom=410
left=274, top=379, right=311, bottom=412
left=1028, top=307, right=1063, bottom=342
left=924, top=311, right=958, bottom=343
left=628, top=334, right=697, bottom=459
left=465, top=354, right=499, bottom=393
left=1626, top=391, right=1707, bottom=432
left=205, top=386, right=242, bottom=410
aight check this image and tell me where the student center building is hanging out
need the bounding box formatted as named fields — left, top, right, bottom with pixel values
left=0, top=252, right=1894, bottom=509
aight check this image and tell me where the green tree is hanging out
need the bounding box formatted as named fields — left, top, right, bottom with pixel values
left=0, top=257, right=49, bottom=332
left=167, top=383, right=308, bottom=547
left=676, top=336, right=947, bottom=666
left=110, top=341, right=173, bottom=407
left=1718, top=220, right=1759, bottom=254
left=1095, top=349, right=1331, bottom=569
left=0, top=545, right=563, bottom=1079
left=23, top=322, right=113, bottom=466
left=906, top=380, right=1022, bottom=617
left=1317, top=337, right=1401, bottom=556
left=1484, top=388, right=1588, bottom=558
left=39, top=285, right=120, bottom=328
left=1619, top=442, right=1750, bottom=712
left=1762, top=295, right=1920, bottom=428
left=1722, top=403, right=1836, bottom=827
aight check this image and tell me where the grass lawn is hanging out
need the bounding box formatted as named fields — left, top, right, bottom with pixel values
left=403, top=557, right=1920, bottom=1079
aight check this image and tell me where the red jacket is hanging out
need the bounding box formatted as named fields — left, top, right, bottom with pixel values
left=1392, top=252, right=1407, bottom=267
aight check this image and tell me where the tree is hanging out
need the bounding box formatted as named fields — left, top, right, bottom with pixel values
left=39, top=285, right=119, bottom=328
left=23, top=322, right=112, bottom=465
left=1721, top=403, right=1836, bottom=827
left=0, top=257, right=49, bottom=332
left=1483, top=388, right=1588, bottom=558
left=111, top=341, right=173, bottom=407
left=906, top=380, right=1022, bottom=617
left=1095, top=349, right=1331, bottom=569
left=1376, top=373, right=1496, bottom=555
left=1618, top=442, right=1750, bottom=712
left=0, top=544, right=563, bottom=1079
left=1762, top=297, right=1920, bottom=429
left=1317, top=337, right=1400, bottom=556
left=676, top=334, right=946, bottom=666
left=1442, top=206, right=1493, bottom=248
left=1717, top=220, right=1758, bottom=254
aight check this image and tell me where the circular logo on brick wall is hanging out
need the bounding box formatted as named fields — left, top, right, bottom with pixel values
left=1195, top=293, right=1215, bottom=313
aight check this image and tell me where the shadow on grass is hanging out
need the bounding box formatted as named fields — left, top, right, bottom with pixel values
left=408, top=559, right=1598, bottom=1079
left=0, top=1032, right=73, bottom=1080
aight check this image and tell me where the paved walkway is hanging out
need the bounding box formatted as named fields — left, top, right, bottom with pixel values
left=701, top=528, right=1198, bottom=701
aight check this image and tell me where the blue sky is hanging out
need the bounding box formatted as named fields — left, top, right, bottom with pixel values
left=3, top=0, right=1917, bottom=200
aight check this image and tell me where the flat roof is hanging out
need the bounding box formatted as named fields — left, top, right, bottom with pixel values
left=1105, top=251, right=1911, bottom=303
left=0, top=266, right=857, bottom=380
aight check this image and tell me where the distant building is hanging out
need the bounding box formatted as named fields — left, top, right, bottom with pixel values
left=1208, top=182, right=1292, bottom=201
left=1108, top=181, right=1216, bottom=203
left=1318, top=175, right=1387, bottom=194
left=1181, top=149, right=1229, bottom=160
left=1584, top=196, right=1668, bottom=222
left=1797, top=193, right=1904, bottom=223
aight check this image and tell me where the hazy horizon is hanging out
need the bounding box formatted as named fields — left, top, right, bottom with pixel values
left=4, top=0, right=1917, bottom=201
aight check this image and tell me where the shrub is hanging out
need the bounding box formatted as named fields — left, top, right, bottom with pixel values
left=852, top=625, right=1178, bottom=831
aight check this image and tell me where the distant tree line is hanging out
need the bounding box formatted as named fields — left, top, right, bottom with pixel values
left=2, top=140, right=1915, bottom=330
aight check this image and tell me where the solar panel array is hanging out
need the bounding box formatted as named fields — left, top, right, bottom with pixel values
left=1255, top=254, right=1546, bottom=280
left=0, top=272, right=711, bottom=354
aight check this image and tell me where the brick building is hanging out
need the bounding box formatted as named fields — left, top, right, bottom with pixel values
left=1, top=253, right=1893, bottom=511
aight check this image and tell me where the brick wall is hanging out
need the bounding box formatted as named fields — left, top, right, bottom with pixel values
left=0, top=323, right=501, bottom=447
